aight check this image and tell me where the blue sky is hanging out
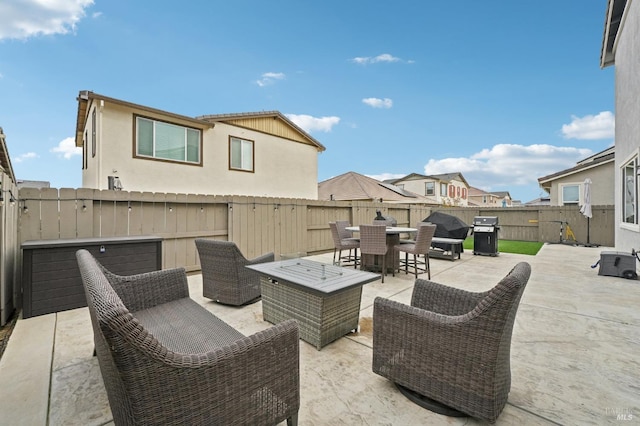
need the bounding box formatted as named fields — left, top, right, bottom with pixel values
left=0, top=0, right=614, bottom=202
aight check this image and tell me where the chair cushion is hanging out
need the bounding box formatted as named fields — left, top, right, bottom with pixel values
left=134, top=298, right=245, bottom=353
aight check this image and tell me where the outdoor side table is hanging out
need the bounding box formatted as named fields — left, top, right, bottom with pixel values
left=246, top=259, right=379, bottom=350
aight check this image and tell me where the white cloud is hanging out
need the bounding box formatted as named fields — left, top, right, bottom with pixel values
left=256, top=72, right=285, bottom=87
left=351, top=53, right=408, bottom=65
left=50, top=137, right=82, bottom=159
left=561, top=111, right=615, bottom=140
left=366, top=173, right=405, bottom=182
left=424, top=143, right=593, bottom=190
left=286, top=114, right=340, bottom=133
left=13, top=152, right=38, bottom=163
left=362, top=97, right=393, bottom=109
left=0, top=0, right=94, bottom=40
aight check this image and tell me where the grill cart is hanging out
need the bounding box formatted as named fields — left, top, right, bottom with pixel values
left=473, top=216, right=499, bottom=256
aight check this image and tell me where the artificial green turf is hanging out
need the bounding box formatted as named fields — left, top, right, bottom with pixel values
left=463, top=237, right=543, bottom=256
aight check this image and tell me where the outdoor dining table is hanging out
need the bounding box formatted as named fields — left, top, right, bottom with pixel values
left=345, top=226, right=417, bottom=273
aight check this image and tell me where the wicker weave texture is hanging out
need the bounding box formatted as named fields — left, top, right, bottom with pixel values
left=395, top=223, right=437, bottom=278
left=76, top=249, right=300, bottom=426
left=260, top=276, right=363, bottom=350
left=372, top=262, right=531, bottom=423
left=329, top=221, right=360, bottom=267
left=195, top=239, right=274, bottom=306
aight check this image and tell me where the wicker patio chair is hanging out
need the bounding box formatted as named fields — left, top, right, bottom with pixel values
left=394, top=223, right=437, bottom=279
left=359, top=224, right=391, bottom=283
left=195, top=239, right=274, bottom=305
left=329, top=221, right=360, bottom=267
left=372, top=262, right=531, bottom=423
left=76, top=249, right=300, bottom=426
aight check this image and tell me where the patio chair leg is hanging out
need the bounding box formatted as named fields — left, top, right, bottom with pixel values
left=354, top=248, right=359, bottom=269
left=413, top=254, right=419, bottom=278
left=333, top=248, right=338, bottom=265
left=426, top=254, right=431, bottom=279
left=287, top=413, right=298, bottom=426
left=404, top=252, right=409, bottom=275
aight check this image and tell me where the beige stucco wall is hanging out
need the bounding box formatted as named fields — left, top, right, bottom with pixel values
left=547, top=162, right=614, bottom=206
left=81, top=101, right=320, bottom=199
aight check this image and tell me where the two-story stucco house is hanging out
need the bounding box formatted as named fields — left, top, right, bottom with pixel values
left=386, top=172, right=469, bottom=206
left=537, top=147, right=614, bottom=207
left=468, top=187, right=512, bottom=207
left=601, top=0, right=640, bottom=250
left=74, top=91, right=325, bottom=199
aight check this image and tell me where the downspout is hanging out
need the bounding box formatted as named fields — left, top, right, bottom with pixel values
left=98, top=99, right=104, bottom=190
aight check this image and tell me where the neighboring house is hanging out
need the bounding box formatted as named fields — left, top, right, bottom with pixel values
left=468, top=187, right=512, bottom=207
left=17, top=180, right=50, bottom=189
left=385, top=172, right=469, bottom=206
left=524, top=197, right=551, bottom=206
left=537, top=147, right=614, bottom=206
left=0, top=128, right=16, bottom=185
left=602, top=0, right=640, bottom=250
left=75, top=91, right=325, bottom=199
left=318, top=171, right=437, bottom=204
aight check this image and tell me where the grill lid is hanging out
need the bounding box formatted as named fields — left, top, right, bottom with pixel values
left=473, top=216, right=498, bottom=226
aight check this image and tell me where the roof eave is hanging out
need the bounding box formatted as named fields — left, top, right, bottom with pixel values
left=600, top=0, right=628, bottom=68
left=74, top=91, right=216, bottom=147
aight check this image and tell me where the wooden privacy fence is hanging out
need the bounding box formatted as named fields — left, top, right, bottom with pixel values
left=18, top=188, right=615, bottom=272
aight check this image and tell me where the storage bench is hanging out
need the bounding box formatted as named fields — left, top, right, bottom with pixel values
left=21, top=236, right=162, bottom=318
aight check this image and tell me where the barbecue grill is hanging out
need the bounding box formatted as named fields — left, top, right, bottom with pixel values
left=472, top=216, right=499, bottom=256
left=374, top=210, right=397, bottom=226
left=423, top=211, right=470, bottom=253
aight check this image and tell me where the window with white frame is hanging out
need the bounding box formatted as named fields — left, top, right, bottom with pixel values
left=622, top=156, right=638, bottom=225
left=440, top=183, right=447, bottom=196
left=135, top=116, right=201, bottom=164
left=560, top=184, right=580, bottom=205
left=425, top=181, right=435, bottom=196
left=230, top=136, right=254, bottom=172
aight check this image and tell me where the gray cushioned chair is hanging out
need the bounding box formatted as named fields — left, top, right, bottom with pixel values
left=394, top=223, right=437, bottom=279
left=76, top=249, right=299, bottom=426
left=372, top=262, right=531, bottom=423
left=359, top=224, right=390, bottom=283
left=329, top=221, right=360, bottom=267
left=195, top=239, right=274, bottom=305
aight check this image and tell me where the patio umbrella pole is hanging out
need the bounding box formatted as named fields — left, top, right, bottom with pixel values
left=580, top=178, right=599, bottom=248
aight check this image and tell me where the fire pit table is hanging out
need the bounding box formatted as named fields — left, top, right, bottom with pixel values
left=246, top=258, right=379, bottom=350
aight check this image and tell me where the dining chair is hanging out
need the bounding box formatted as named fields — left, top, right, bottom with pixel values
left=359, top=224, right=391, bottom=283
left=394, top=223, right=437, bottom=279
left=329, top=221, right=359, bottom=268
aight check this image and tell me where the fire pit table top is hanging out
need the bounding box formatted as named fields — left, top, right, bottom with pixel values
left=246, top=258, right=380, bottom=295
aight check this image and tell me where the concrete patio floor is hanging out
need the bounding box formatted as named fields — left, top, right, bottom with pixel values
left=1, top=243, right=639, bottom=425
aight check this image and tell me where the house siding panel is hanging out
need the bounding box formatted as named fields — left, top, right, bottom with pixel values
left=612, top=0, right=640, bottom=249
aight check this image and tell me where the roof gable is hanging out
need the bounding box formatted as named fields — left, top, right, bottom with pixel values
left=198, top=111, right=325, bottom=152
left=74, top=91, right=325, bottom=152
left=429, top=172, right=469, bottom=186
left=538, top=149, right=615, bottom=184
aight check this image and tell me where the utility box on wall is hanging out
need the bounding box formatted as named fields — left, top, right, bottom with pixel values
left=21, top=236, right=162, bottom=318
